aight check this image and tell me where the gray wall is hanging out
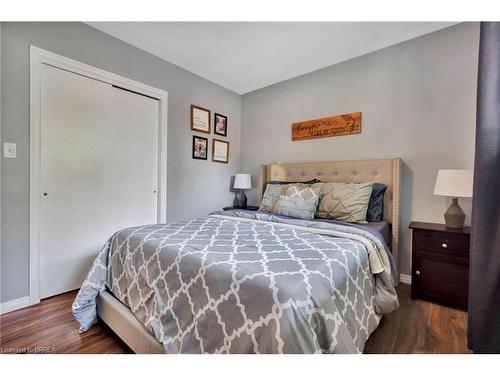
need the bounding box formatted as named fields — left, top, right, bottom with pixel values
left=0, top=22, right=241, bottom=303
left=241, top=22, right=479, bottom=275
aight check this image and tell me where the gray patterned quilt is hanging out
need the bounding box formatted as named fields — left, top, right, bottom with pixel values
left=73, top=211, right=398, bottom=353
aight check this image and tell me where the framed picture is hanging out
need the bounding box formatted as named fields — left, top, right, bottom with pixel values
left=191, top=105, right=211, bottom=133
left=212, top=139, right=229, bottom=164
left=192, top=135, right=208, bottom=160
left=214, top=113, right=228, bottom=137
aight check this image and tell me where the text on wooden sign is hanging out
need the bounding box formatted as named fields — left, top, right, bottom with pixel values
left=291, top=112, right=362, bottom=141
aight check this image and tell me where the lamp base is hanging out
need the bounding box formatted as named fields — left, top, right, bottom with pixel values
left=444, top=197, right=466, bottom=229
left=237, top=190, right=247, bottom=209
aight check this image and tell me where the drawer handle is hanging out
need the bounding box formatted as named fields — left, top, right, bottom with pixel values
left=415, top=270, right=421, bottom=276
left=441, top=243, right=448, bottom=249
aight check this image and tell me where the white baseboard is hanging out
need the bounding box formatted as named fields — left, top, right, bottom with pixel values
left=0, top=296, right=30, bottom=315
left=399, top=273, right=412, bottom=285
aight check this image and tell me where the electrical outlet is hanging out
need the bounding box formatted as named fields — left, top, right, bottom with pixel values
left=3, top=143, right=17, bottom=159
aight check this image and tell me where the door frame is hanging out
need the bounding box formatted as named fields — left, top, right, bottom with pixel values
left=29, top=46, right=168, bottom=305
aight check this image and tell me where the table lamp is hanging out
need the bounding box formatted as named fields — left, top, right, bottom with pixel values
left=433, top=169, right=473, bottom=228
left=234, top=174, right=252, bottom=209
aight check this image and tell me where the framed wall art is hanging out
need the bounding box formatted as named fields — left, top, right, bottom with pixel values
left=192, top=135, right=208, bottom=160
left=191, top=104, right=211, bottom=133
left=212, top=139, right=229, bottom=164
left=214, top=113, right=228, bottom=137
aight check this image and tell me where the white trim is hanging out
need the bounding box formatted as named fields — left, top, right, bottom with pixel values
left=0, top=296, right=30, bottom=315
left=400, top=273, right=412, bottom=285
left=29, top=46, right=168, bottom=305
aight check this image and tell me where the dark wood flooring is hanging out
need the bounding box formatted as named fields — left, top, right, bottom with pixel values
left=364, top=284, right=468, bottom=353
left=0, top=284, right=467, bottom=354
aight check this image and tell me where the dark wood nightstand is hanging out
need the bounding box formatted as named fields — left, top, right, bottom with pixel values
left=223, top=206, right=259, bottom=211
left=409, top=221, right=470, bottom=310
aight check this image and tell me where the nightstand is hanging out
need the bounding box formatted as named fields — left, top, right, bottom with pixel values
left=409, top=221, right=470, bottom=310
left=223, top=206, right=259, bottom=211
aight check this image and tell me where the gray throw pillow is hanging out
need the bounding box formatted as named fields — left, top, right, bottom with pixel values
left=259, top=183, right=310, bottom=212
left=271, top=185, right=320, bottom=219
left=272, top=195, right=319, bottom=220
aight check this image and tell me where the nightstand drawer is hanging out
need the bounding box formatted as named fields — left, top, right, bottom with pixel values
left=413, top=229, right=470, bottom=257
left=412, top=253, right=469, bottom=308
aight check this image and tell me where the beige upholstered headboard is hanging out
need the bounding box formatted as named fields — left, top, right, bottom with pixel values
left=259, top=158, right=402, bottom=262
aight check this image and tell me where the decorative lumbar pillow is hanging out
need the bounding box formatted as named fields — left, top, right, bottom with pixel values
left=312, top=182, right=373, bottom=223
left=366, top=183, right=387, bottom=222
left=272, top=186, right=320, bottom=220
left=259, top=183, right=309, bottom=212
left=259, top=183, right=316, bottom=213
left=284, top=185, right=317, bottom=200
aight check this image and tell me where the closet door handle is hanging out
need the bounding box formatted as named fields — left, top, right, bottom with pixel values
left=43, top=192, right=48, bottom=197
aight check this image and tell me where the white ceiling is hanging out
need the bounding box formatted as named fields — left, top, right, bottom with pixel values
left=87, top=22, right=457, bottom=94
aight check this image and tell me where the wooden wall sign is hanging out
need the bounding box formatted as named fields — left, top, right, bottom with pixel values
left=291, top=112, right=362, bottom=141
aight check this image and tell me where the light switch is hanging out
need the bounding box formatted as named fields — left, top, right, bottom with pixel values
left=3, top=143, right=17, bottom=159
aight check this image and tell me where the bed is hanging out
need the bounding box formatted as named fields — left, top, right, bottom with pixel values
left=73, top=158, right=401, bottom=354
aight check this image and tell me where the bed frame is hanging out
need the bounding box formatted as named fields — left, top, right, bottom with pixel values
left=97, top=290, right=164, bottom=353
left=97, top=157, right=402, bottom=353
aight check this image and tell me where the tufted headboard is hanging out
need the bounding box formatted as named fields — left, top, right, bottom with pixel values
left=259, top=158, right=402, bottom=262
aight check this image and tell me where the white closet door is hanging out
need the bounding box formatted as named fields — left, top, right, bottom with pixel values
left=41, top=64, right=113, bottom=298
left=40, top=64, right=159, bottom=299
left=107, top=87, right=158, bottom=233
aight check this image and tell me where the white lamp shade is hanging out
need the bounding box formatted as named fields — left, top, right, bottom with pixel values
left=433, top=169, right=473, bottom=197
left=234, top=174, right=252, bottom=189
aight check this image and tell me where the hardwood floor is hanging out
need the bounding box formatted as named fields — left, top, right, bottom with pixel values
left=0, top=291, right=131, bottom=354
left=364, top=284, right=468, bottom=353
left=0, top=284, right=467, bottom=354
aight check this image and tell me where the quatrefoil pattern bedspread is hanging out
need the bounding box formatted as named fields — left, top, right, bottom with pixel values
left=73, top=211, right=398, bottom=353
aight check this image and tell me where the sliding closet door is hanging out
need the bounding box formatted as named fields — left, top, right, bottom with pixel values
left=107, top=87, right=158, bottom=233
left=40, top=64, right=159, bottom=299
left=40, top=64, right=113, bottom=298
